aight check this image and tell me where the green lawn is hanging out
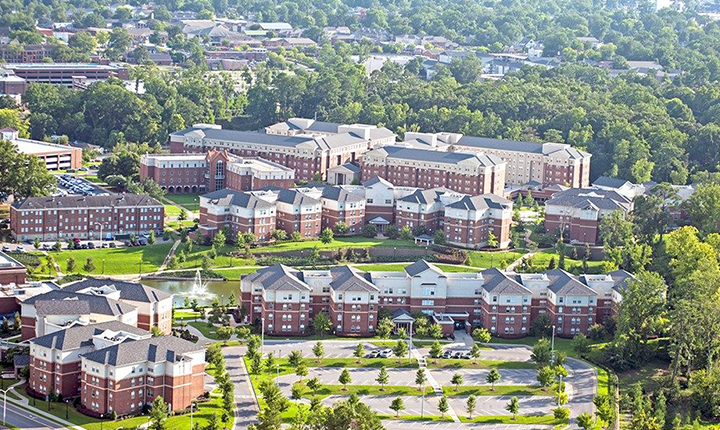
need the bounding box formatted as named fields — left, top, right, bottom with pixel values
left=187, top=321, right=222, bottom=340
left=353, top=263, right=478, bottom=272
left=174, top=244, right=256, bottom=270
left=442, top=385, right=547, bottom=396
left=165, top=194, right=201, bottom=212
left=174, top=310, right=203, bottom=320
left=294, top=382, right=433, bottom=399
left=164, top=204, right=182, bottom=217
left=519, top=250, right=605, bottom=274
left=25, top=387, right=225, bottom=430
left=256, top=237, right=416, bottom=253
left=53, top=243, right=173, bottom=275
left=213, top=267, right=258, bottom=279
left=466, top=251, right=526, bottom=269
left=426, top=359, right=536, bottom=369
left=459, top=414, right=566, bottom=425
left=377, top=414, right=453, bottom=422
left=277, top=357, right=419, bottom=369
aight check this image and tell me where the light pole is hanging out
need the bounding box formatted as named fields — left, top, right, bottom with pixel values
left=276, top=363, right=280, bottom=384
left=190, top=401, right=195, bottom=430
left=261, top=316, right=265, bottom=356
left=0, top=387, right=10, bottom=426
left=420, top=380, right=425, bottom=418
left=550, top=325, right=556, bottom=367
left=409, top=321, right=413, bottom=350
left=93, top=222, right=107, bottom=247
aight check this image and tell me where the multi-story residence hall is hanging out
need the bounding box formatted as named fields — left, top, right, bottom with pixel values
left=199, top=185, right=366, bottom=239
left=545, top=188, right=634, bottom=245
left=399, top=132, right=591, bottom=188
left=20, top=279, right=173, bottom=340
left=140, top=149, right=294, bottom=194
left=169, top=119, right=395, bottom=181
left=28, top=321, right=205, bottom=416
left=10, top=194, right=164, bottom=242
left=241, top=260, right=633, bottom=338
left=360, top=145, right=506, bottom=196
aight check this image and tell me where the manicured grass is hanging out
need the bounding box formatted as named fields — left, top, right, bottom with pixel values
left=294, top=382, right=433, bottom=399
left=164, top=204, right=182, bottom=217
left=175, top=244, right=256, bottom=270
left=459, top=414, right=566, bottom=425
left=277, top=357, right=419, bottom=369
left=442, top=385, right=547, bottom=396
left=187, top=321, right=222, bottom=340
left=213, top=267, right=258, bottom=279
left=412, top=340, right=453, bottom=348
left=174, top=309, right=203, bottom=320
left=426, top=359, right=536, bottom=369
left=377, top=414, right=453, bottom=422
left=53, top=243, right=173, bottom=275
left=519, top=250, right=605, bottom=274
left=256, top=238, right=416, bottom=253
left=353, top=263, right=479, bottom=273
left=489, top=336, right=576, bottom=355
left=466, top=251, right=526, bottom=269
left=165, top=194, right=201, bottom=211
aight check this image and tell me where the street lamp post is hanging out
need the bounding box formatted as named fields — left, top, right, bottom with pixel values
left=0, top=387, right=10, bottom=426
left=550, top=325, right=556, bottom=367
left=276, top=363, right=280, bottom=384
left=261, top=317, right=265, bottom=356
left=420, top=380, right=425, bottom=418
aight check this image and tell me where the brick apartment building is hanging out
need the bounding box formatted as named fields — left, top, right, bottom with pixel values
left=198, top=185, right=367, bottom=239
left=0, top=44, right=54, bottom=63
left=360, top=145, right=506, bottom=196
left=169, top=119, right=395, bottom=181
left=241, top=260, right=632, bottom=338
left=20, top=279, right=173, bottom=340
left=28, top=322, right=205, bottom=416
left=545, top=188, right=633, bottom=244
left=400, top=132, right=591, bottom=188
left=0, top=69, right=27, bottom=100
left=1, top=128, right=82, bottom=171
left=140, top=150, right=294, bottom=194
left=10, top=194, right=164, bottom=242
left=443, top=194, right=513, bottom=249
left=0, top=251, right=27, bottom=285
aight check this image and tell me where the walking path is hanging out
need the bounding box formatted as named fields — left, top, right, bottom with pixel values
left=5, top=381, right=79, bottom=430
left=153, top=239, right=181, bottom=274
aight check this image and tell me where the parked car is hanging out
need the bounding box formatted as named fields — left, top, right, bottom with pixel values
left=88, top=242, right=95, bottom=249
left=366, top=351, right=381, bottom=359
left=379, top=349, right=393, bottom=358
left=1, top=246, right=10, bottom=252
left=442, top=350, right=453, bottom=359
left=124, top=241, right=132, bottom=247
left=452, top=351, right=462, bottom=359
left=461, top=352, right=471, bottom=359
left=109, top=242, right=116, bottom=248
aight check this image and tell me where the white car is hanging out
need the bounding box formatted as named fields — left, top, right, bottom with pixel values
left=379, top=349, right=393, bottom=358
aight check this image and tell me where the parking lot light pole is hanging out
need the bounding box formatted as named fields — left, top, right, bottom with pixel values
left=1, top=387, right=10, bottom=426
left=420, top=380, right=425, bottom=418
left=261, top=317, right=265, bottom=356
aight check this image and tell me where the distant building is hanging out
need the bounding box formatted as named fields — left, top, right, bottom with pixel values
left=0, top=252, right=26, bottom=285
left=3, top=63, right=129, bottom=87
left=545, top=188, right=633, bottom=244
left=0, top=44, right=53, bottom=63
left=360, top=145, right=507, bottom=196
left=170, top=120, right=395, bottom=181
left=10, top=194, right=164, bottom=242
left=140, top=150, right=294, bottom=194
left=0, top=68, right=27, bottom=100
left=0, top=128, right=82, bottom=171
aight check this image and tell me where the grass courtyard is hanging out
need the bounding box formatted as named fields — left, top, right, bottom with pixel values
left=165, top=194, right=201, bottom=211
left=53, top=243, right=173, bottom=275
left=466, top=250, right=526, bottom=269
left=254, top=237, right=416, bottom=253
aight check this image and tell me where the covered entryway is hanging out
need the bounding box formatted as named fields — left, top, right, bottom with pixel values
left=368, top=216, right=390, bottom=233
left=391, top=309, right=415, bottom=334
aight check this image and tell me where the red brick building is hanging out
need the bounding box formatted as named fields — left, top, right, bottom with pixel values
left=443, top=194, right=513, bottom=249
left=10, top=194, right=164, bottom=242
left=140, top=150, right=294, bottom=194
left=169, top=120, right=393, bottom=181
left=360, top=146, right=506, bottom=196
left=401, top=132, right=591, bottom=189
left=545, top=188, right=633, bottom=245
left=28, top=322, right=205, bottom=416
left=241, top=260, right=634, bottom=339
left=395, top=188, right=465, bottom=234
left=0, top=252, right=26, bottom=285
left=273, top=189, right=323, bottom=238
left=198, top=189, right=276, bottom=241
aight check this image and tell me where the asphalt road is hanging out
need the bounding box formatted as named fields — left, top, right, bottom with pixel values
left=1, top=400, right=69, bottom=429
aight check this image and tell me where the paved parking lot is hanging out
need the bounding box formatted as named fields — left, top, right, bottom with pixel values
left=383, top=420, right=556, bottom=430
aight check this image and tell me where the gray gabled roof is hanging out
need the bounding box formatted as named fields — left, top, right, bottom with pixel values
left=202, top=189, right=275, bottom=209
left=546, top=188, right=632, bottom=211
left=481, top=268, right=532, bottom=295
left=362, top=176, right=393, bottom=187
left=243, top=265, right=310, bottom=291
left=371, top=145, right=503, bottom=167
left=398, top=188, right=453, bottom=205
left=592, top=176, right=631, bottom=189
left=12, top=194, right=162, bottom=211
left=546, top=269, right=598, bottom=296
left=276, top=189, right=320, bottom=206
left=81, top=335, right=202, bottom=366
left=405, top=260, right=444, bottom=277
left=446, top=194, right=511, bottom=211
left=607, top=269, right=634, bottom=293
left=35, top=299, right=90, bottom=316
left=329, top=266, right=378, bottom=292
left=321, top=186, right=364, bottom=203
left=62, top=279, right=172, bottom=303
left=25, top=290, right=137, bottom=316
left=31, top=321, right=147, bottom=350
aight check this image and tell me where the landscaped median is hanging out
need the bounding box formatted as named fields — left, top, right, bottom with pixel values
left=292, top=382, right=434, bottom=399
left=458, top=414, right=568, bottom=425
left=426, top=359, right=537, bottom=369
left=442, top=385, right=548, bottom=396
